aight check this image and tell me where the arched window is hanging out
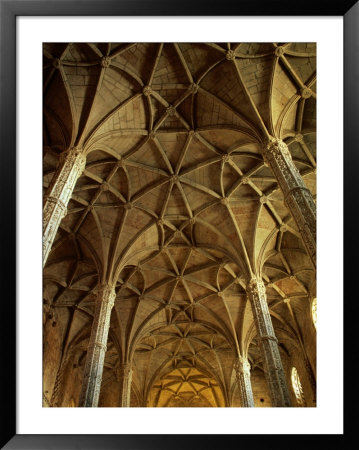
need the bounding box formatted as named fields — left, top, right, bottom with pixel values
left=312, top=297, right=317, bottom=329
left=291, top=367, right=306, bottom=406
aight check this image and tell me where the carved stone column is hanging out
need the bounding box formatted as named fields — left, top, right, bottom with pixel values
left=246, top=277, right=291, bottom=407
left=263, top=138, right=316, bottom=268
left=78, top=285, right=116, bottom=407
left=234, top=357, right=255, bottom=407
left=43, top=147, right=86, bottom=267
left=117, top=362, right=132, bottom=407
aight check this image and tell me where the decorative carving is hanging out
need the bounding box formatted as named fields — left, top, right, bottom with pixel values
left=43, top=148, right=86, bottom=267
left=78, top=285, right=116, bottom=407
left=116, top=362, right=133, bottom=407
left=101, top=56, right=111, bottom=68
left=117, top=362, right=132, bottom=379
left=52, top=58, right=61, bottom=69
left=300, top=87, right=312, bottom=99
left=166, top=106, right=176, bottom=116
left=234, top=357, right=254, bottom=407
left=246, top=277, right=292, bottom=407
left=286, top=185, right=312, bottom=199
left=188, top=83, right=199, bottom=94
left=260, top=334, right=279, bottom=342
left=274, top=46, right=285, bottom=57
left=88, top=341, right=107, bottom=352
left=226, top=50, right=236, bottom=61
left=142, top=86, right=152, bottom=96
left=234, top=356, right=251, bottom=374
left=262, top=137, right=316, bottom=268
left=116, top=158, right=124, bottom=168
left=264, top=138, right=292, bottom=162
left=241, top=176, right=249, bottom=184
left=222, top=154, right=230, bottom=163
left=124, top=202, right=133, bottom=210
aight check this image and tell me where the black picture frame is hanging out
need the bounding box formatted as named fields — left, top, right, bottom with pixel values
left=1, top=0, right=356, bottom=448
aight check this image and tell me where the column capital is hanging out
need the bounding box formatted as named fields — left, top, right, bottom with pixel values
left=234, top=356, right=251, bottom=374
left=116, top=362, right=132, bottom=381
left=96, top=284, right=117, bottom=308
left=263, top=137, right=292, bottom=161
left=246, top=277, right=266, bottom=296
left=59, top=147, right=86, bottom=172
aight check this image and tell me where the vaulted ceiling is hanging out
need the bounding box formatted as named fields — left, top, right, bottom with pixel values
left=43, top=43, right=316, bottom=407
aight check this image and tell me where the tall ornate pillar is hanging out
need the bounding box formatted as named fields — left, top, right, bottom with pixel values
left=234, top=356, right=255, bottom=407
left=247, top=277, right=291, bottom=407
left=263, top=137, right=316, bottom=268
left=43, top=147, right=86, bottom=267
left=78, top=285, right=116, bottom=407
left=117, top=362, right=132, bottom=407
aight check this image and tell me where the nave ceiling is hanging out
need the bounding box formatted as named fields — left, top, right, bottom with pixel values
left=43, top=42, right=316, bottom=407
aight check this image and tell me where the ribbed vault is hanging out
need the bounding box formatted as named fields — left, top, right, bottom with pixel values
left=43, top=42, right=316, bottom=408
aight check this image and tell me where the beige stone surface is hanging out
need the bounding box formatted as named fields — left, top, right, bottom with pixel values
left=43, top=43, right=316, bottom=407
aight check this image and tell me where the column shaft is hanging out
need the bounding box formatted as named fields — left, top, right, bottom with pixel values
left=78, top=285, right=116, bottom=407
left=234, top=357, right=255, bottom=407
left=247, top=277, right=291, bottom=407
left=43, top=147, right=86, bottom=267
left=304, top=356, right=317, bottom=404
left=117, top=363, right=132, bottom=407
left=263, top=138, right=316, bottom=268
